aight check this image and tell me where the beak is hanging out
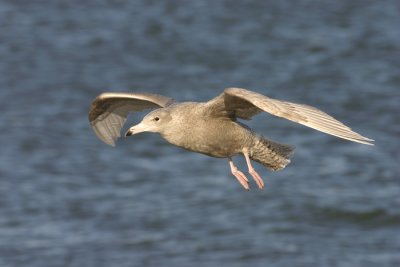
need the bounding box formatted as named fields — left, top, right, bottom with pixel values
left=125, top=129, right=134, bottom=137
left=125, top=122, right=150, bottom=137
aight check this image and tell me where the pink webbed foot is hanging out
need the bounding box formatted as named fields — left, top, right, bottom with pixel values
left=243, top=151, right=265, bottom=190
left=228, top=158, right=250, bottom=190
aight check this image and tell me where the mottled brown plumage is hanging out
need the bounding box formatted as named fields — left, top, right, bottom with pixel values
left=88, top=88, right=373, bottom=190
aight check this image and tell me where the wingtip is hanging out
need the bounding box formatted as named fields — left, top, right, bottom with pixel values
left=354, top=137, right=375, bottom=146
left=363, top=141, right=374, bottom=146
left=365, top=140, right=375, bottom=146
left=91, top=124, right=117, bottom=147
left=98, top=135, right=116, bottom=147
left=358, top=135, right=375, bottom=146
left=108, top=142, right=116, bottom=147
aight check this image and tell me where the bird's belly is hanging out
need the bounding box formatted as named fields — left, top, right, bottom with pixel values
left=179, top=131, right=244, bottom=158
left=162, top=119, right=251, bottom=158
left=184, top=142, right=237, bottom=158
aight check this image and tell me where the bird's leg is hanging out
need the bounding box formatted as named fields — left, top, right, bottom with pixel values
left=228, top=158, right=250, bottom=190
left=243, top=150, right=265, bottom=190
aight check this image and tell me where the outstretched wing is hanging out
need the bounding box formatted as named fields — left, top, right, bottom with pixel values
left=206, top=87, right=374, bottom=145
left=88, top=92, right=174, bottom=146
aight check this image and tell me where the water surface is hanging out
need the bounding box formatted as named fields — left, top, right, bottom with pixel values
left=0, top=1, right=399, bottom=266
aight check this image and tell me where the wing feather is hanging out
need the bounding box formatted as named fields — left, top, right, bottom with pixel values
left=88, top=92, right=174, bottom=146
left=224, top=88, right=374, bottom=145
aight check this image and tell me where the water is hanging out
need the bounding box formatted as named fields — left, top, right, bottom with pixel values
left=1, top=1, right=399, bottom=266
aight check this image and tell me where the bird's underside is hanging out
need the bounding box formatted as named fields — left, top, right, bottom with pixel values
left=88, top=87, right=374, bottom=190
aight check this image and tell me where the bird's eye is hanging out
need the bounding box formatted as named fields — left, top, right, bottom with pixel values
left=154, top=117, right=160, bottom=121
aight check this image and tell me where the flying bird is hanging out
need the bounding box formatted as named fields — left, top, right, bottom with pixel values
left=88, top=88, right=373, bottom=190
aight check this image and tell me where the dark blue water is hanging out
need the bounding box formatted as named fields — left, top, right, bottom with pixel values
left=1, top=1, right=399, bottom=266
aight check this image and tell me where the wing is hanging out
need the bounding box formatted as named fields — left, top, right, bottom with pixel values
left=203, top=92, right=261, bottom=120
left=207, top=87, right=374, bottom=145
left=88, top=92, right=174, bottom=146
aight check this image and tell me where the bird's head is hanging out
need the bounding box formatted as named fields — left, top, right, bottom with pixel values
left=125, top=108, right=172, bottom=137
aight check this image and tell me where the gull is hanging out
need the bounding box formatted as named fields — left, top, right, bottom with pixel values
left=88, top=88, right=373, bottom=190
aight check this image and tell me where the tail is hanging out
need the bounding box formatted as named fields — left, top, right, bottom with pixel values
left=249, top=135, right=295, bottom=171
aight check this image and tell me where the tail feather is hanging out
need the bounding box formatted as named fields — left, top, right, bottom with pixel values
left=250, top=136, right=295, bottom=171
